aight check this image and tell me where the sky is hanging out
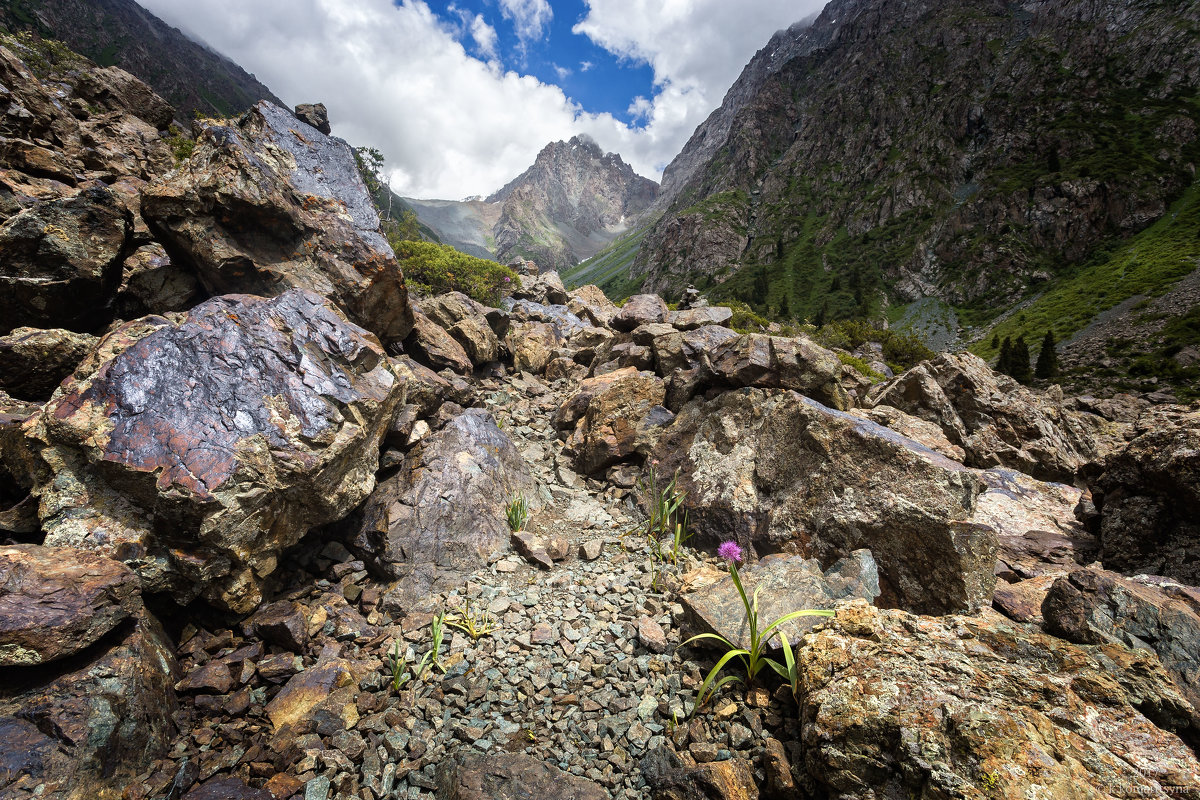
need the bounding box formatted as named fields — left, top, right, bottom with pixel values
left=137, top=0, right=829, bottom=200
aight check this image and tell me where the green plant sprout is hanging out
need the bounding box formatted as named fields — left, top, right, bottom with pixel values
left=505, top=493, right=530, bottom=532
left=427, top=611, right=447, bottom=675
left=445, top=599, right=496, bottom=640
left=683, top=541, right=833, bottom=714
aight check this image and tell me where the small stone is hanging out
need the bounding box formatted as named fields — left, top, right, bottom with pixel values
left=746, top=687, right=771, bottom=708
left=304, top=775, right=330, bottom=800
left=689, top=742, right=720, bottom=763
left=713, top=701, right=738, bottom=720
left=728, top=722, right=753, bottom=750
left=530, top=623, right=555, bottom=644
left=580, top=540, right=604, bottom=561
left=512, top=532, right=554, bottom=570
left=636, top=617, right=669, bottom=654
left=176, top=660, right=233, bottom=694
left=636, top=696, right=658, bottom=721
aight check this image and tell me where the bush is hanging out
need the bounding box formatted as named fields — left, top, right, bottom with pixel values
left=393, top=240, right=519, bottom=307
left=814, top=319, right=935, bottom=372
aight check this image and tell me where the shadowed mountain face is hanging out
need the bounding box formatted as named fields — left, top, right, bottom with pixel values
left=0, top=0, right=283, bottom=120
left=406, top=136, right=658, bottom=273
left=625, top=0, right=1200, bottom=324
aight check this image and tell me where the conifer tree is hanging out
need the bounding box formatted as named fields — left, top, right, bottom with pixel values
left=997, top=336, right=1013, bottom=376
left=1036, top=330, right=1059, bottom=379
left=990, top=333, right=1000, bottom=350
left=1011, top=335, right=1033, bottom=384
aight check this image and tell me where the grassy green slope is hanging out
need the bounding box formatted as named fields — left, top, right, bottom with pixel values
left=562, top=218, right=657, bottom=299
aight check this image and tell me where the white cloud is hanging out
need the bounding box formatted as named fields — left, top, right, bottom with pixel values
left=498, top=0, right=553, bottom=46
left=133, top=0, right=829, bottom=199
left=580, top=60, right=595, bottom=72
left=470, top=14, right=499, bottom=61
left=554, top=64, right=572, bottom=80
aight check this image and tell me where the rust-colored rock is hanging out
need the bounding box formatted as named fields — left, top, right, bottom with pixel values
left=0, top=544, right=140, bottom=666
left=32, top=289, right=403, bottom=613
left=559, top=367, right=669, bottom=475
left=640, top=745, right=759, bottom=800
left=439, top=752, right=609, bottom=800
left=405, top=309, right=473, bottom=375
left=141, top=101, right=413, bottom=344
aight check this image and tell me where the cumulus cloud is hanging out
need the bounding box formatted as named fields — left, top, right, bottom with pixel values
left=499, top=0, right=553, bottom=46
left=135, top=0, right=828, bottom=199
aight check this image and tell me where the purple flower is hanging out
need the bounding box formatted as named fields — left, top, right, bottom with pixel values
left=717, top=540, right=743, bottom=565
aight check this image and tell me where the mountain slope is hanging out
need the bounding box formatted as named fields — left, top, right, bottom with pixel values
left=489, top=135, right=658, bottom=272
left=629, top=0, right=1200, bottom=332
left=405, top=135, right=659, bottom=272
left=0, top=0, right=283, bottom=120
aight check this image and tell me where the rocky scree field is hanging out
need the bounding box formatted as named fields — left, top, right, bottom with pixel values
left=0, top=30, right=1198, bottom=800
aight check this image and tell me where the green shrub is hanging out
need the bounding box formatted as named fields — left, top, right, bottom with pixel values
left=836, top=352, right=885, bottom=382
left=394, top=240, right=519, bottom=307
left=814, top=319, right=935, bottom=371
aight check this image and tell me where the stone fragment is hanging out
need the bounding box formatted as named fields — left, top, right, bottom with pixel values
left=512, top=532, right=554, bottom=570
left=113, top=242, right=202, bottom=318
left=265, top=655, right=358, bottom=731
left=0, top=544, right=140, bottom=666
left=637, top=616, right=669, bottom=654
left=668, top=306, right=733, bottom=330
left=245, top=600, right=310, bottom=653
left=294, top=102, right=331, bottom=134
left=404, top=310, right=473, bottom=374
left=142, top=102, right=413, bottom=343
left=506, top=320, right=563, bottom=374
left=183, top=776, right=274, bottom=800
left=580, top=539, right=604, bottom=561
left=558, top=367, right=667, bottom=475
left=33, top=290, right=402, bottom=613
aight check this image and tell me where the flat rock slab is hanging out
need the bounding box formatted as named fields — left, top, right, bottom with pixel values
left=681, top=550, right=879, bottom=651
left=0, top=544, right=140, bottom=666
left=438, top=752, right=609, bottom=800
left=34, top=289, right=402, bottom=613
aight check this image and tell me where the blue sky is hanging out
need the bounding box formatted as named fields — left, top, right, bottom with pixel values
left=139, top=0, right=829, bottom=199
left=428, top=0, right=657, bottom=125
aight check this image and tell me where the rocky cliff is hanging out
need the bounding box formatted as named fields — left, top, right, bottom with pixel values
left=0, top=0, right=283, bottom=120
left=626, top=0, right=1200, bottom=340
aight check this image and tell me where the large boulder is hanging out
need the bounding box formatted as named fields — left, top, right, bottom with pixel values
left=73, top=66, right=175, bottom=131
left=510, top=270, right=568, bottom=306
left=404, top=310, right=473, bottom=375
left=141, top=101, right=413, bottom=344
left=1043, top=567, right=1200, bottom=714
left=1090, top=412, right=1200, bottom=584
left=0, top=327, right=98, bottom=401
left=868, top=352, right=1099, bottom=482
left=0, top=609, right=178, bottom=800
left=113, top=242, right=203, bottom=319
left=559, top=367, right=670, bottom=475
left=420, top=291, right=503, bottom=366
left=653, top=389, right=995, bottom=614
left=0, top=185, right=131, bottom=334
left=798, top=602, right=1200, bottom=800
left=347, top=409, right=535, bottom=604
left=708, top=333, right=848, bottom=410
left=613, top=294, right=669, bottom=331
left=506, top=320, right=563, bottom=374
left=30, top=289, right=403, bottom=613
left=0, top=545, right=140, bottom=667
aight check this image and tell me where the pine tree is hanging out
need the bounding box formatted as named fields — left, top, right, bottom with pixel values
left=814, top=299, right=829, bottom=328
left=990, top=333, right=1000, bottom=350
left=997, top=337, right=1013, bottom=376
left=1011, top=335, right=1033, bottom=384
left=1036, top=330, right=1059, bottom=379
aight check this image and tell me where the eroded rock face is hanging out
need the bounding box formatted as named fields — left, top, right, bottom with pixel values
left=113, top=242, right=203, bottom=319
left=0, top=327, right=98, bottom=401
left=654, top=389, right=994, bottom=614
left=347, top=409, right=534, bottom=603
left=1043, top=568, right=1200, bottom=714
left=869, top=352, right=1100, bottom=482
left=799, top=603, right=1200, bottom=800
left=0, top=185, right=131, bottom=334
left=0, top=544, right=140, bottom=667
left=141, top=101, right=413, bottom=344
left=0, top=609, right=179, bottom=800
left=32, top=289, right=403, bottom=613
left=1091, top=413, right=1200, bottom=585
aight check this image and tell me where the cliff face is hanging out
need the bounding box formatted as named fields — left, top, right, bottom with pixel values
left=0, top=0, right=283, bottom=120
left=632, top=0, right=1200, bottom=321
left=489, top=135, right=659, bottom=273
